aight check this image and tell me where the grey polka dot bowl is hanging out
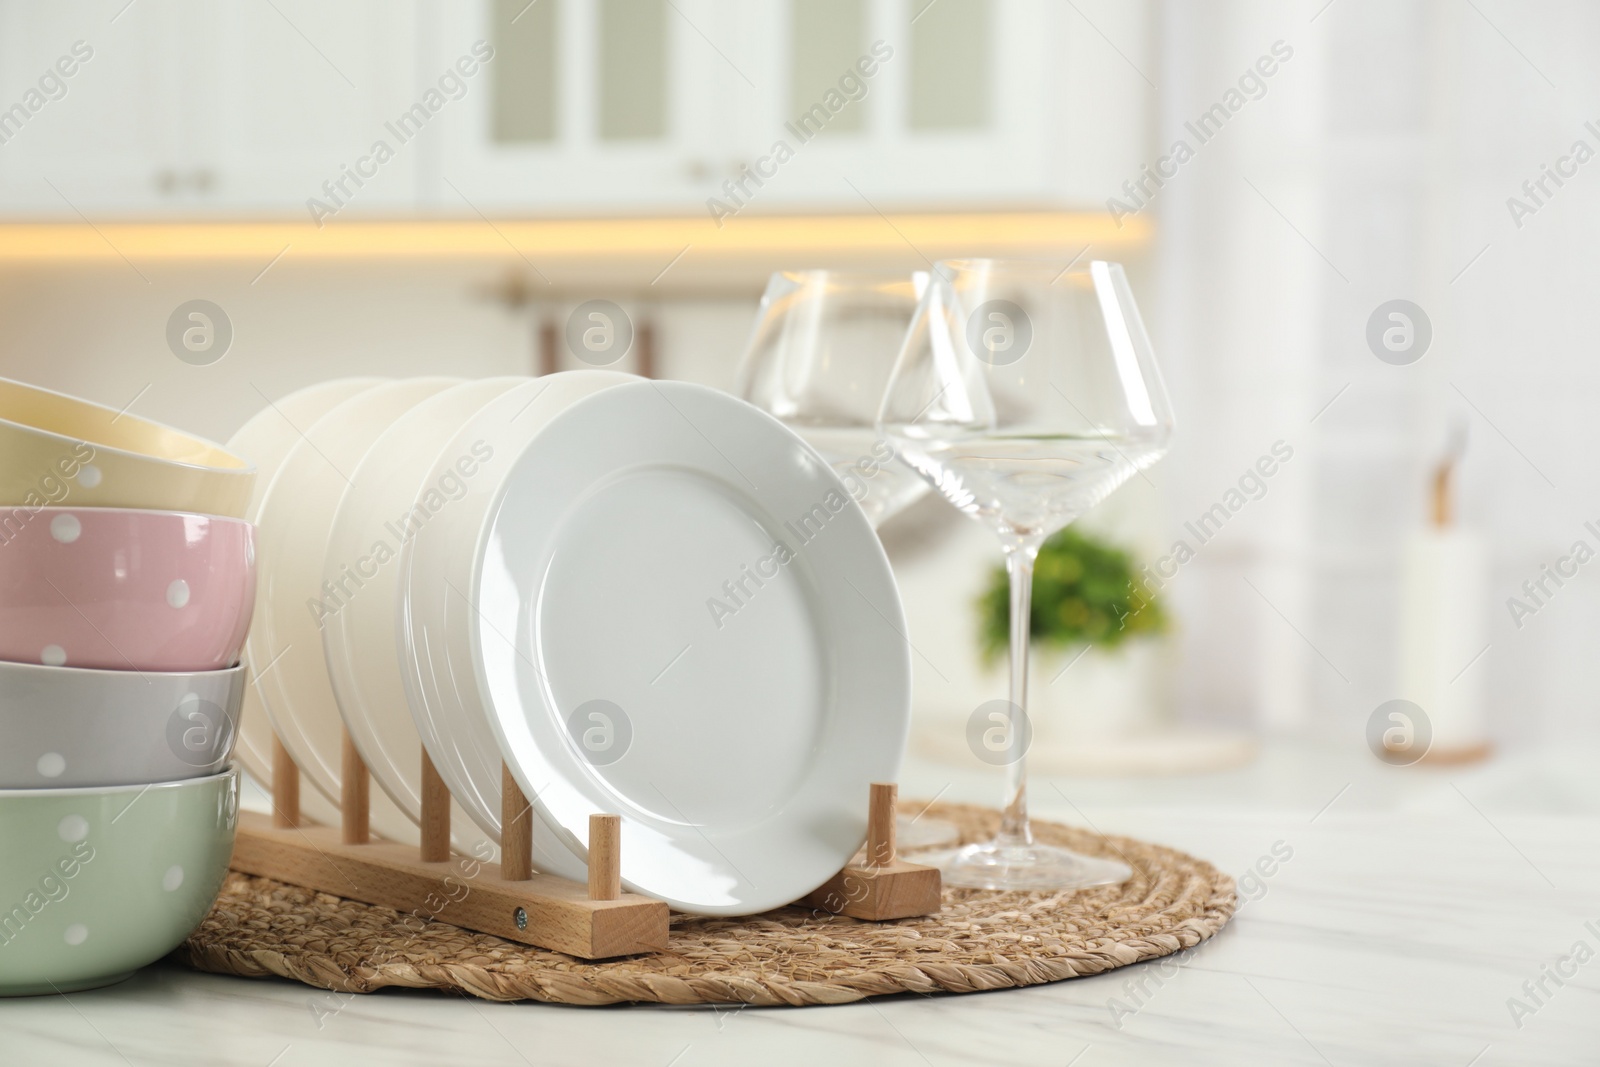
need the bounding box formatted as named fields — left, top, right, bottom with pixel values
left=0, top=661, right=243, bottom=788
left=0, top=507, right=255, bottom=672
left=0, top=766, right=238, bottom=996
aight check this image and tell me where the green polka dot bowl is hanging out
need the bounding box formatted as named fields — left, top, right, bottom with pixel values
left=0, top=766, right=238, bottom=996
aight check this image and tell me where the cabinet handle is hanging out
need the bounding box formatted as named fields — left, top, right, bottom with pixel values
left=191, top=168, right=216, bottom=193
left=154, top=169, right=180, bottom=195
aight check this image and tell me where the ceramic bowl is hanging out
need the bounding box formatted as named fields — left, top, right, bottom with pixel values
left=0, top=376, right=255, bottom=518
left=0, top=508, right=256, bottom=672
left=0, top=661, right=244, bottom=788
left=0, top=766, right=238, bottom=996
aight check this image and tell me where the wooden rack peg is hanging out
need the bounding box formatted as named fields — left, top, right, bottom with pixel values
left=588, top=814, right=621, bottom=901
left=501, top=762, right=533, bottom=881
left=419, top=747, right=451, bottom=863
left=341, top=729, right=369, bottom=845
left=802, top=782, right=942, bottom=920
left=271, top=734, right=299, bottom=829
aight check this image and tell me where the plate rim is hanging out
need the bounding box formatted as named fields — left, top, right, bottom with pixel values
left=322, top=375, right=527, bottom=856
left=245, top=377, right=458, bottom=838
left=394, top=370, right=637, bottom=878
left=227, top=377, right=387, bottom=824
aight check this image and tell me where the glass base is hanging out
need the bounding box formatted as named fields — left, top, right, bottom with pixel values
left=896, top=814, right=961, bottom=852
left=939, top=840, right=1132, bottom=891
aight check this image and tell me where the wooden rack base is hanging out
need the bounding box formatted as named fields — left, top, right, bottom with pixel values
left=245, top=736, right=667, bottom=959
left=232, top=810, right=667, bottom=959
left=802, top=784, right=942, bottom=920
left=242, top=735, right=937, bottom=960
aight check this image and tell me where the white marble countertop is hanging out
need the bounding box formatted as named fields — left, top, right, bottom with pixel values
left=3, top=741, right=1598, bottom=1066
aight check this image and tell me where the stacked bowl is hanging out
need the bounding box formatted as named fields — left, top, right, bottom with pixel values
left=0, top=377, right=254, bottom=995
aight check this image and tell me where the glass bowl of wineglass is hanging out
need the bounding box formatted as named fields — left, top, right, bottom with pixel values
left=737, top=270, right=933, bottom=527
left=737, top=268, right=957, bottom=851
left=877, top=259, right=1175, bottom=890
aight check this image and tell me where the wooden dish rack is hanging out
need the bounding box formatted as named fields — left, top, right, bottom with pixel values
left=231, top=732, right=941, bottom=960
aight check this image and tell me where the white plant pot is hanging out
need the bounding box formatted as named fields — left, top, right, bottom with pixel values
left=915, top=637, right=1258, bottom=776
left=1023, top=639, right=1168, bottom=744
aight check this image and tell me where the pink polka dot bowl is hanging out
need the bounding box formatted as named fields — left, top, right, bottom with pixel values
left=0, top=508, right=256, bottom=672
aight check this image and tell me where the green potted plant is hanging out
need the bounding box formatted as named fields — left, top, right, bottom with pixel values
left=977, top=527, right=1170, bottom=742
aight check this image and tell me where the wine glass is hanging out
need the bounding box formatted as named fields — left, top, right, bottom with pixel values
left=736, top=270, right=931, bottom=527
left=877, top=259, right=1174, bottom=890
left=737, top=268, right=958, bottom=851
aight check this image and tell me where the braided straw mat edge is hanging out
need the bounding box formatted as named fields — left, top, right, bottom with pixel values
left=175, top=801, right=1236, bottom=1006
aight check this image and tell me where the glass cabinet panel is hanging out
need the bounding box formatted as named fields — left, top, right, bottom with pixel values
left=492, top=0, right=559, bottom=142
left=789, top=0, right=866, bottom=134
left=909, top=0, right=991, bottom=131
left=597, top=0, right=667, bottom=140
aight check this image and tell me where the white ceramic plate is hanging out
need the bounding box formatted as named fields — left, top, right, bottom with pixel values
left=475, top=381, right=911, bottom=915
left=323, top=376, right=524, bottom=858
left=227, top=378, right=384, bottom=825
left=249, top=379, right=457, bottom=839
left=399, top=371, right=635, bottom=877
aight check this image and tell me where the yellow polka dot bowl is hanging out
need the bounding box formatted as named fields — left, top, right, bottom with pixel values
left=0, top=376, right=254, bottom=518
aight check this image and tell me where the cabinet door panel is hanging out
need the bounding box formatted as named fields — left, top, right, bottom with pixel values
left=0, top=0, right=420, bottom=215
left=193, top=0, right=419, bottom=214
left=712, top=0, right=1152, bottom=212
left=0, top=0, right=190, bottom=213
left=427, top=0, right=759, bottom=213
left=753, top=0, right=1054, bottom=209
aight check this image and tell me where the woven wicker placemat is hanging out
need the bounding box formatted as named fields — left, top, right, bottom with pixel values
left=175, top=802, right=1235, bottom=1006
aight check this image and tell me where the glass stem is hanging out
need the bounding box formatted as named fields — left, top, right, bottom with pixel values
left=999, top=542, right=1038, bottom=847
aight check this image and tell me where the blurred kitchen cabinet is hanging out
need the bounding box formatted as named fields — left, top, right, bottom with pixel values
left=426, top=0, right=1151, bottom=214
left=182, top=1, right=420, bottom=215
left=0, top=0, right=418, bottom=216
left=748, top=0, right=1151, bottom=210
left=0, top=1, right=186, bottom=213
left=422, top=0, right=758, bottom=213
left=0, top=0, right=1149, bottom=217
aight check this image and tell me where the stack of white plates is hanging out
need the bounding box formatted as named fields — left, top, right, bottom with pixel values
left=232, top=373, right=910, bottom=915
